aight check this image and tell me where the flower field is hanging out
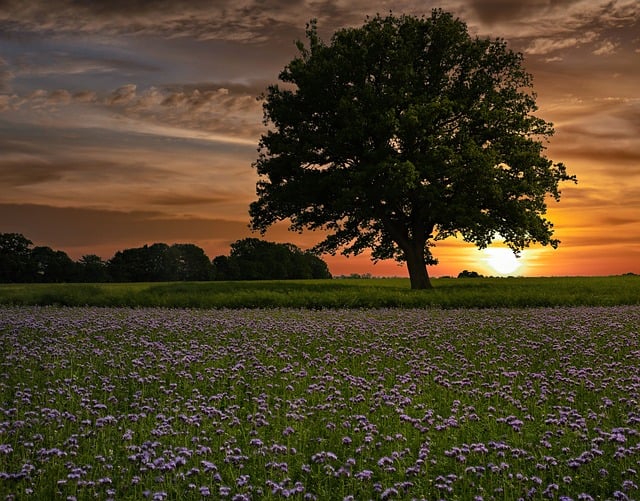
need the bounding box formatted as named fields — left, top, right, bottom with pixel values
left=1, top=306, right=639, bottom=500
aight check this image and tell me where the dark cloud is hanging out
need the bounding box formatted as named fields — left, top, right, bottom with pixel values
left=468, top=0, right=551, bottom=24
left=560, top=232, right=640, bottom=249
left=108, top=84, right=137, bottom=105
left=553, top=145, right=640, bottom=167
left=0, top=203, right=251, bottom=250
left=599, top=215, right=640, bottom=227
left=0, top=0, right=309, bottom=43
left=144, top=193, right=230, bottom=206
left=0, top=155, right=170, bottom=189
left=0, top=160, right=65, bottom=186
left=0, top=124, right=188, bottom=190
left=72, top=90, right=98, bottom=103
left=0, top=56, right=12, bottom=91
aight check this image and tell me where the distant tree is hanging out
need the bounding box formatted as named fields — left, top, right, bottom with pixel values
left=302, top=250, right=332, bottom=279
left=212, top=238, right=331, bottom=280
left=78, top=254, right=110, bottom=282
left=107, top=242, right=213, bottom=282
left=0, top=235, right=217, bottom=283
left=211, top=255, right=238, bottom=281
left=228, top=238, right=291, bottom=280
left=0, top=233, right=34, bottom=282
left=108, top=243, right=171, bottom=282
left=29, top=246, right=78, bottom=282
left=457, top=270, right=483, bottom=278
left=250, top=10, right=576, bottom=289
left=166, top=244, right=213, bottom=281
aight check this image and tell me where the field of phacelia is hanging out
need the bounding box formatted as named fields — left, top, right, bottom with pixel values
left=1, top=306, right=639, bottom=500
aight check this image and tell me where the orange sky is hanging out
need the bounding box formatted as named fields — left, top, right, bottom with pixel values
left=1, top=0, right=638, bottom=277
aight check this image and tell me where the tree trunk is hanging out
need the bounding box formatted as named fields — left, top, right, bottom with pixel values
left=382, top=219, right=433, bottom=290
left=405, top=242, right=432, bottom=290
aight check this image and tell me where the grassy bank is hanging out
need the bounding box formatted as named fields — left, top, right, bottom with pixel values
left=0, top=275, right=638, bottom=308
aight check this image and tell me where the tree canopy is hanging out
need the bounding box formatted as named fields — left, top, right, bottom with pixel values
left=212, top=238, right=332, bottom=280
left=107, top=243, right=214, bottom=282
left=250, top=10, right=576, bottom=289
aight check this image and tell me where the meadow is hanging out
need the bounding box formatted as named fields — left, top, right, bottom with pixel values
left=1, top=305, right=639, bottom=499
left=0, top=275, right=639, bottom=309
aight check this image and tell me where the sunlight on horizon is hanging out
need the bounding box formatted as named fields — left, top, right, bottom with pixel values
left=482, top=247, right=524, bottom=276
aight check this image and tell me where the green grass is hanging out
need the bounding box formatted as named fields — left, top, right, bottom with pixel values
left=0, top=275, right=638, bottom=308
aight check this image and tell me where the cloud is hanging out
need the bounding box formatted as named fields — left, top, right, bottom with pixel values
left=0, top=0, right=637, bottom=49
left=108, top=84, right=137, bottom=105
left=143, top=193, right=231, bottom=207
left=0, top=154, right=166, bottom=189
left=47, top=89, right=72, bottom=104
left=0, top=158, right=66, bottom=186
left=0, top=203, right=252, bottom=256
left=0, top=0, right=309, bottom=43
left=556, top=145, right=640, bottom=167
left=1, top=79, right=265, bottom=143
left=461, top=0, right=640, bottom=59
left=593, top=40, right=618, bottom=55
left=525, top=33, right=596, bottom=55
left=0, top=56, right=13, bottom=92
left=0, top=94, right=13, bottom=111
left=103, top=83, right=264, bottom=140
left=73, top=90, right=98, bottom=103
left=467, top=0, right=554, bottom=24
left=0, top=119, right=258, bottom=222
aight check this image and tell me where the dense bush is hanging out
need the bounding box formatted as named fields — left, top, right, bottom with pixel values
left=212, top=238, right=331, bottom=280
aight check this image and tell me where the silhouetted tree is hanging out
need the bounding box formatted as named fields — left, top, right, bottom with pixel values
left=250, top=10, right=576, bottom=289
left=211, top=255, right=238, bottom=281
left=107, top=242, right=213, bottom=282
left=78, top=254, right=110, bottom=282
left=0, top=234, right=328, bottom=283
left=29, top=246, right=78, bottom=282
left=212, top=238, right=331, bottom=280
left=108, top=243, right=170, bottom=282
left=166, top=244, right=213, bottom=281
left=0, top=233, right=34, bottom=282
left=458, top=270, right=483, bottom=278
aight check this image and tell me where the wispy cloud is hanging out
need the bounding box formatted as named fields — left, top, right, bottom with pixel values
left=0, top=58, right=11, bottom=91
left=525, top=33, right=597, bottom=55
left=592, top=40, right=618, bottom=55
left=1, top=80, right=264, bottom=144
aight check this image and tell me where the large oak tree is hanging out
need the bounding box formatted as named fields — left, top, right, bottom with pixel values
left=250, top=10, right=575, bottom=289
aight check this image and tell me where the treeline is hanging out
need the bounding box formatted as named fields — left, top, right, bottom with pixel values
left=0, top=233, right=331, bottom=283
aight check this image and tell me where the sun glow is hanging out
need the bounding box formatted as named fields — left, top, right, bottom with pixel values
left=484, top=248, right=523, bottom=275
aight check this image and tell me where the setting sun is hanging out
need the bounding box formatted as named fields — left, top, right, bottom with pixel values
left=483, top=248, right=522, bottom=275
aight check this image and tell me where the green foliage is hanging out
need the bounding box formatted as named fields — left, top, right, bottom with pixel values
left=212, top=238, right=331, bottom=280
left=1, top=276, right=638, bottom=309
left=0, top=233, right=332, bottom=284
left=30, top=246, right=78, bottom=282
left=108, top=242, right=213, bottom=282
left=0, top=233, right=35, bottom=282
left=78, top=254, right=109, bottom=282
left=457, top=270, right=484, bottom=278
left=251, top=10, right=576, bottom=289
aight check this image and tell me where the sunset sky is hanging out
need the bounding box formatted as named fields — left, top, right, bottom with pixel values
left=1, top=0, right=638, bottom=277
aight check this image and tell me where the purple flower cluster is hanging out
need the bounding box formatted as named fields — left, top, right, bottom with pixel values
left=1, top=305, right=639, bottom=499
